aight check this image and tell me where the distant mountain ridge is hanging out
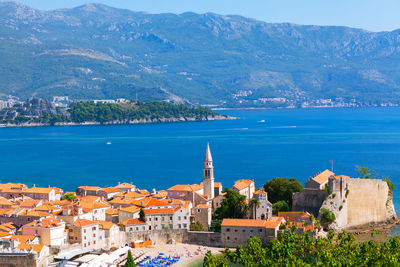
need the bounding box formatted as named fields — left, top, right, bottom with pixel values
left=1, top=1, right=400, bottom=107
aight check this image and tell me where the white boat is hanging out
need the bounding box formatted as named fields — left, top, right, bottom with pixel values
left=106, top=142, right=112, bottom=145
left=258, top=120, right=265, bottom=123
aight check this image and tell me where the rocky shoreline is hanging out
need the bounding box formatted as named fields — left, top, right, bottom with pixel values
left=0, top=115, right=237, bottom=128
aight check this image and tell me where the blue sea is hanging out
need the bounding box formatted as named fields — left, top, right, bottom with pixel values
left=0, top=108, right=399, bottom=217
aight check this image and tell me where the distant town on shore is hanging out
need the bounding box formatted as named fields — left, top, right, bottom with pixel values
left=0, top=143, right=397, bottom=266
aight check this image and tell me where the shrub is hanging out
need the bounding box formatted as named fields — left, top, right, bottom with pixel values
left=339, top=205, right=343, bottom=211
left=321, top=208, right=336, bottom=224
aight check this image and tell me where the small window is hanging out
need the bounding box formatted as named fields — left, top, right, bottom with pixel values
left=226, top=228, right=230, bottom=232
left=227, top=236, right=230, bottom=240
left=84, top=229, right=86, bottom=233
left=170, top=216, right=173, bottom=220
left=84, top=243, right=86, bottom=247
left=94, top=241, right=96, bottom=244
left=197, top=209, right=200, bottom=213
left=259, top=229, right=263, bottom=232
left=178, top=216, right=181, bottom=221
left=235, top=229, right=238, bottom=232
left=93, top=234, right=96, bottom=237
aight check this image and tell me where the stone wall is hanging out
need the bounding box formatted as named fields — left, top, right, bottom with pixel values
left=320, top=177, right=397, bottom=231
left=292, top=189, right=328, bottom=216
left=186, top=231, right=222, bottom=247
left=122, top=229, right=187, bottom=246
left=0, top=253, right=36, bottom=267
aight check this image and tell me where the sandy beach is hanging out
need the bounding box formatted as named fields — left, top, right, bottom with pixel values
left=130, top=243, right=223, bottom=266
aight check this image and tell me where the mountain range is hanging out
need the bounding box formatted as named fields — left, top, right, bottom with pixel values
left=1, top=1, right=400, bottom=107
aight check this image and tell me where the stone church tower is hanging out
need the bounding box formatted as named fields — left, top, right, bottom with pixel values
left=203, top=142, right=215, bottom=199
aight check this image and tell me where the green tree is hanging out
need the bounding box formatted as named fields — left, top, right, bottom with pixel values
left=203, top=251, right=229, bottom=267
left=214, top=189, right=247, bottom=220
left=139, top=208, right=146, bottom=221
left=357, top=166, right=373, bottom=179
left=190, top=221, right=205, bottom=231
left=263, top=177, right=302, bottom=207
left=124, top=249, right=136, bottom=267
left=272, top=200, right=289, bottom=214
left=64, top=193, right=76, bottom=201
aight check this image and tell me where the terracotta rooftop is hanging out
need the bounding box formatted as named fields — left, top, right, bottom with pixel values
left=114, top=191, right=146, bottom=199
left=9, top=235, right=37, bottom=244
left=233, top=179, right=254, bottom=191
left=73, top=219, right=98, bottom=227
left=78, top=186, right=101, bottom=191
left=24, top=218, right=63, bottom=228
left=17, top=243, right=44, bottom=253
left=312, top=169, right=335, bottom=185
left=265, top=216, right=285, bottom=229
left=214, top=182, right=222, bottom=188
left=115, top=182, right=135, bottom=189
left=105, top=208, right=119, bottom=215
left=0, top=197, right=14, bottom=206
left=144, top=207, right=179, bottom=215
left=101, top=187, right=120, bottom=193
left=94, top=220, right=116, bottom=230
left=167, top=184, right=202, bottom=192
left=80, top=201, right=110, bottom=210
left=23, top=187, right=54, bottom=194
left=119, top=218, right=146, bottom=226
left=221, top=219, right=267, bottom=228
left=0, top=222, right=17, bottom=233
left=0, top=232, right=12, bottom=238
left=120, top=206, right=140, bottom=213
left=278, top=211, right=311, bottom=223
left=152, top=190, right=168, bottom=198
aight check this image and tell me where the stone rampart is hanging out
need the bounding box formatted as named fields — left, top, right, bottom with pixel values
left=292, top=189, right=328, bottom=216
left=0, top=253, right=36, bottom=267
left=320, top=177, right=397, bottom=231
left=186, top=231, right=222, bottom=247
left=122, top=229, right=187, bottom=246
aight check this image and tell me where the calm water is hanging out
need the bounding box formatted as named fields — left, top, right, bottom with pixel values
left=0, top=108, right=399, bottom=215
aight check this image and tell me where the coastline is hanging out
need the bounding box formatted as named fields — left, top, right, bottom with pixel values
left=0, top=115, right=238, bottom=128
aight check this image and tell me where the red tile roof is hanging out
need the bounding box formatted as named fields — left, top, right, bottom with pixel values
left=119, top=219, right=146, bottom=226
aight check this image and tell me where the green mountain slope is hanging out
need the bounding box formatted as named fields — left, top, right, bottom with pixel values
left=1, top=1, right=400, bottom=107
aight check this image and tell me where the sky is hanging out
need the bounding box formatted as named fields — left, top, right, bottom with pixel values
left=11, top=0, right=400, bottom=32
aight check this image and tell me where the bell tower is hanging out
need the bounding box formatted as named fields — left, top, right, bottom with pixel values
left=203, top=142, right=215, bottom=199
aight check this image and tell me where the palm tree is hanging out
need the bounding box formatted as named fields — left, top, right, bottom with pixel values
left=249, top=198, right=260, bottom=219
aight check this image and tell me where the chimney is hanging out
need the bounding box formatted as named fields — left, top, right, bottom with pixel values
left=48, top=185, right=50, bottom=188
left=32, top=184, right=35, bottom=188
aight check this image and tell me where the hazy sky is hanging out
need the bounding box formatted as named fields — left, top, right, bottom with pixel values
left=12, top=0, right=400, bottom=32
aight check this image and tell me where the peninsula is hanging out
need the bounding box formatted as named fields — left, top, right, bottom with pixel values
left=0, top=98, right=233, bottom=127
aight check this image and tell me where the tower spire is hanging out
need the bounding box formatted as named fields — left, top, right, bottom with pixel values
left=204, top=142, right=213, bottom=163
left=203, top=142, right=215, bottom=199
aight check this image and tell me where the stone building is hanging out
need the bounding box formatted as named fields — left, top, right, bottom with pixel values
left=252, top=188, right=272, bottom=220
left=21, top=218, right=66, bottom=247
left=221, top=217, right=285, bottom=247
left=191, top=204, right=212, bottom=230
left=68, top=219, right=101, bottom=251
left=305, top=169, right=335, bottom=189
left=231, top=179, right=255, bottom=202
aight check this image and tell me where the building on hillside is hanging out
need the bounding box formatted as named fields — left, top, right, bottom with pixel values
left=21, top=218, right=66, bottom=247
left=191, top=204, right=212, bottom=230
left=106, top=208, right=119, bottom=224
left=119, top=219, right=147, bottom=232
left=0, top=222, right=17, bottom=234
left=0, top=197, right=14, bottom=209
left=252, top=188, right=272, bottom=220
left=95, top=220, right=120, bottom=249
left=305, top=170, right=335, bottom=190
left=115, top=182, right=136, bottom=192
left=15, top=243, right=50, bottom=267
left=118, top=206, right=140, bottom=223
left=23, top=187, right=59, bottom=201
left=0, top=209, right=51, bottom=227
left=0, top=183, right=27, bottom=199
left=76, top=186, right=102, bottom=196
left=231, top=179, right=255, bottom=202
left=221, top=217, right=285, bottom=247
left=57, top=203, right=93, bottom=225
left=68, top=219, right=101, bottom=251
left=145, top=207, right=190, bottom=230
left=79, top=199, right=110, bottom=221
left=97, top=187, right=121, bottom=199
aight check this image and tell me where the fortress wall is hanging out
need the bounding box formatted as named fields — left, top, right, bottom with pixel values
left=346, top=178, right=389, bottom=228
left=292, top=189, right=328, bottom=217
left=325, top=177, right=397, bottom=230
